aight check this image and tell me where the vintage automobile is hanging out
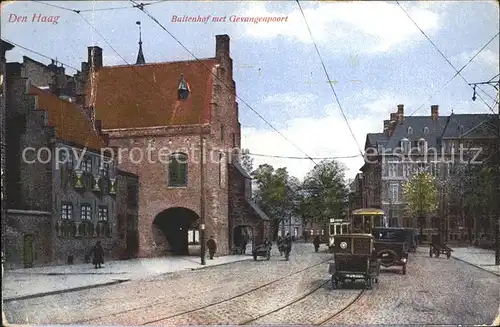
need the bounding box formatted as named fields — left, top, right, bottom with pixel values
left=252, top=242, right=271, bottom=261
left=328, top=234, right=380, bottom=289
left=372, top=227, right=417, bottom=253
left=372, top=228, right=409, bottom=274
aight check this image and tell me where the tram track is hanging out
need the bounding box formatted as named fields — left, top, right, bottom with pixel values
left=314, top=289, right=365, bottom=325
left=239, top=282, right=366, bottom=325
left=73, top=256, right=332, bottom=325
left=139, top=258, right=332, bottom=325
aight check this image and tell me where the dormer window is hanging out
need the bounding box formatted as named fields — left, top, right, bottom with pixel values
left=423, top=127, right=429, bottom=135
left=407, top=127, right=413, bottom=135
left=178, top=74, right=190, bottom=100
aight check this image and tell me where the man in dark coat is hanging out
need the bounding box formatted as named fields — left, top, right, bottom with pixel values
left=277, top=236, right=284, bottom=255
left=313, top=235, right=321, bottom=252
left=91, top=241, right=104, bottom=269
left=207, top=236, right=217, bottom=259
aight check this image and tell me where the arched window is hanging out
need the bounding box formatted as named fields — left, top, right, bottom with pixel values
left=407, top=127, right=413, bottom=135
left=168, top=153, right=188, bottom=187
left=423, top=127, right=429, bottom=135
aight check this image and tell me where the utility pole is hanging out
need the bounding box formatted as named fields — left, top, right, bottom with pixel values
left=199, top=121, right=206, bottom=265
left=470, top=78, right=499, bottom=265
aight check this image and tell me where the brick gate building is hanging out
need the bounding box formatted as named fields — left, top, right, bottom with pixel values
left=82, top=34, right=269, bottom=257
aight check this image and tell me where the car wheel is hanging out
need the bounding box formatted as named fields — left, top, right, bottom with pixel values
left=253, top=254, right=257, bottom=261
left=402, top=265, right=407, bottom=275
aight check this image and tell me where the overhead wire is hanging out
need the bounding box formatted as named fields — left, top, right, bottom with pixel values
left=408, top=32, right=499, bottom=116
left=295, top=0, right=364, bottom=157
left=2, top=39, right=80, bottom=72
left=31, top=0, right=166, bottom=13
left=396, top=1, right=497, bottom=115
left=129, top=0, right=324, bottom=166
left=4, top=39, right=363, bottom=162
left=247, top=152, right=361, bottom=160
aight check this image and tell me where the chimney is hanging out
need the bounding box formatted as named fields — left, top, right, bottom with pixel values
left=431, top=105, right=439, bottom=120
left=215, top=35, right=230, bottom=59
left=49, top=74, right=60, bottom=95
left=397, top=104, right=404, bottom=123
left=383, top=120, right=390, bottom=133
left=88, top=46, right=103, bottom=70
left=390, top=113, right=397, bottom=121
left=81, top=62, right=89, bottom=73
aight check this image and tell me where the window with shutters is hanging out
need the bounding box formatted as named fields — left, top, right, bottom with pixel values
left=168, top=153, right=188, bottom=187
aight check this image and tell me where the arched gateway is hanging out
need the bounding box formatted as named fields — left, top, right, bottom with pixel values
left=152, top=207, right=199, bottom=255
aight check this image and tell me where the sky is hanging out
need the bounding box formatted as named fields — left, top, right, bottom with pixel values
left=2, top=0, right=499, bottom=182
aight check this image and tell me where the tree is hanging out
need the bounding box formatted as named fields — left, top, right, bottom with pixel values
left=299, top=160, right=349, bottom=226
left=402, top=170, right=438, bottom=239
left=252, top=164, right=300, bottom=239
left=239, top=148, right=253, bottom=175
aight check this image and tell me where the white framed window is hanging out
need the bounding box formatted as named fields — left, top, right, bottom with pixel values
left=98, top=206, right=108, bottom=221
left=61, top=203, right=73, bottom=219
left=401, top=139, right=410, bottom=153
left=388, top=162, right=398, bottom=177
left=80, top=204, right=92, bottom=220
left=407, top=127, right=413, bottom=135
left=81, top=156, right=92, bottom=173
left=59, top=149, right=73, bottom=168
left=389, top=183, right=399, bottom=203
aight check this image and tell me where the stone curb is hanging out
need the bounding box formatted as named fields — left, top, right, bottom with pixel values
left=451, top=255, right=500, bottom=277
left=3, top=279, right=130, bottom=303
left=4, top=257, right=253, bottom=303
left=190, top=257, right=254, bottom=271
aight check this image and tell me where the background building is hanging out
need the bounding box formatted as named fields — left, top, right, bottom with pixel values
left=360, top=103, right=496, bottom=242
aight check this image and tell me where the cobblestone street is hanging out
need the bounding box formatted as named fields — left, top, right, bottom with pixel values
left=4, top=244, right=500, bottom=325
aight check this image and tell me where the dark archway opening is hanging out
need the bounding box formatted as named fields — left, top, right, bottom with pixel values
left=153, top=207, right=199, bottom=255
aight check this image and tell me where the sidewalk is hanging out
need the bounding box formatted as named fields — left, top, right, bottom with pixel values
left=450, top=247, right=500, bottom=276
left=3, top=254, right=252, bottom=301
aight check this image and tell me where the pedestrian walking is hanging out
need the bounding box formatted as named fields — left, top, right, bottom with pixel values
left=284, top=233, right=292, bottom=261
left=90, top=241, right=104, bottom=269
left=241, top=234, right=248, bottom=254
left=207, top=236, right=217, bottom=259
left=313, top=235, right=321, bottom=252
left=277, top=236, right=284, bottom=255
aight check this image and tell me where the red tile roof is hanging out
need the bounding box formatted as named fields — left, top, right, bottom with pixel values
left=87, top=59, right=216, bottom=129
left=28, top=85, right=106, bottom=151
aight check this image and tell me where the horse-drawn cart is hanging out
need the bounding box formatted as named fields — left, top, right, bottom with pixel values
left=252, top=243, right=271, bottom=261
left=429, top=243, right=452, bottom=258
left=429, top=235, right=453, bottom=259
